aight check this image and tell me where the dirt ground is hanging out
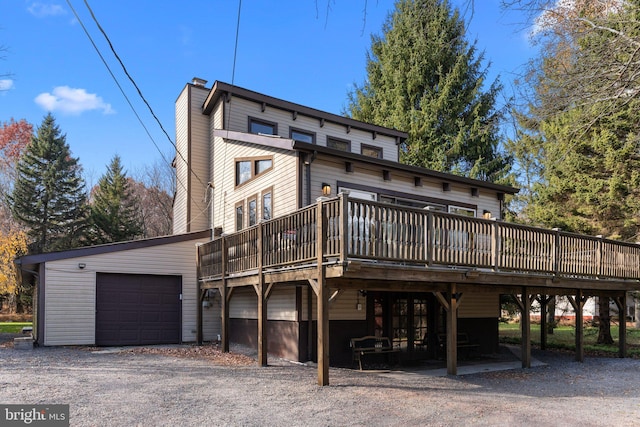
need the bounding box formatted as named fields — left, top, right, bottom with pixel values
left=1, top=333, right=640, bottom=426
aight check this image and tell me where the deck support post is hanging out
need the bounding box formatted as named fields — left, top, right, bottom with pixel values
left=256, top=282, right=268, bottom=366
left=196, top=287, right=205, bottom=345
left=537, top=295, right=552, bottom=350
left=255, top=223, right=268, bottom=367
left=434, top=284, right=459, bottom=375
left=568, top=290, right=586, bottom=362
left=316, top=199, right=329, bottom=386
left=510, top=291, right=531, bottom=368
left=521, top=289, right=531, bottom=369
left=614, top=293, right=627, bottom=358
left=221, top=237, right=229, bottom=353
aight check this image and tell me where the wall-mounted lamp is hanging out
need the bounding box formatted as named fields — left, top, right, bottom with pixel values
left=78, top=263, right=86, bottom=270
left=321, top=183, right=331, bottom=196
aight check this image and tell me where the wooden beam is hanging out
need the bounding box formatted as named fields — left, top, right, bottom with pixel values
left=221, top=237, right=229, bottom=353
left=433, top=291, right=449, bottom=311
left=256, top=224, right=267, bottom=367
left=536, top=295, right=552, bottom=350
left=307, top=278, right=319, bottom=296
left=257, top=282, right=267, bottom=366
left=614, top=293, right=627, bottom=358
left=316, top=199, right=329, bottom=386
left=520, top=288, right=531, bottom=369
left=446, top=284, right=458, bottom=375
left=196, top=288, right=206, bottom=345
left=221, top=284, right=229, bottom=352
left=567, top=291, right=587, bottom=362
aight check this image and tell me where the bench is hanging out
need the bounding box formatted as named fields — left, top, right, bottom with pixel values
left=437, top=333, right=480, bottom=359
left=350, top=336, right=399, bottom=370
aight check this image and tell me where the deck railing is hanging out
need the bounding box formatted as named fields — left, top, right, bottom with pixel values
left=197, top=193, right=640, bottom=281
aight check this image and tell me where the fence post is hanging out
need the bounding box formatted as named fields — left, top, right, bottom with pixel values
left=491, top=219, right=500, bottom=271
left=552, top=228, right=561, bottom=275
left=426, top=207, right=433, bottom=267
left=339, top=192, right=348, bottom=264
left=596, top=235, right=604, bottom=277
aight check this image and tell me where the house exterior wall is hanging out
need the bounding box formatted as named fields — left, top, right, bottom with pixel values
left=224, top=97, right=398, bottom=162
left=312, top=157, right=502, bottom=218
left=459, top=293, right=499, bottom=318
left=41, top=236, right=216, bottom=346
left=173, top=83, right=210, bottom=234
left=173, top=86, right=189, bottom=233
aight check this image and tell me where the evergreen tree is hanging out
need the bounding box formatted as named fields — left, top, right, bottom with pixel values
left=89, top=155, right=143, bottom=244
left=346, top=0, right=511, bottom=182
left=9, top=114, right=88, bottom=253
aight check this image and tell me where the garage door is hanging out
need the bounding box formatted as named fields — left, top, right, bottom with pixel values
left=96, top=273, right=181, bottom=346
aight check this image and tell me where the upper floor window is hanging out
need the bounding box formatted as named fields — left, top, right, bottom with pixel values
left=249, top=117, right=277, bottom=135
left=235, top=202, right=244, bottom=231
left=290, top=128, right=315, bottom=144
left=248, top=196, right=257, bottom=226
left=362, top=144, right=383, bottom=159
left=327, top=136, right=351, bottom=152
left=449, top=206, right=476, bottom=217
left=235, top=156, right=273, bottom=186
left=262, top=187, right=273, bottom=221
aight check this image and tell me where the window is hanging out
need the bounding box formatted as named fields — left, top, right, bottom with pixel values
left=448, top=206, right=476, bottom=217
left=362, top=144, right=382, bottom=159
left=235, top=202, right=244, bottom=231
left=255, top=159, right=272, bottom=175
left=236, top=161, right=251, bottom=186
left=327, top=136, right=350, bottom=152
left=290, top=128, right=315, bottom=144
left=249, top=117, right=277, bottom=135
left=262, top=188, right=272, bottom=221
left=248, top=197, right=257, bottom=226
left=235, top=156, right=273, bottom=186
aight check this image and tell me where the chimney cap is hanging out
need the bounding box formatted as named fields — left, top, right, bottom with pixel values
left=191, top=77, right=207, bottom=87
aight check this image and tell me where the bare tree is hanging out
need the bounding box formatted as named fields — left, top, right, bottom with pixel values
left=132, top=158, right=175, bottom=238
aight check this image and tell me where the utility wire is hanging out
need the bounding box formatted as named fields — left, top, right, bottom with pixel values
left=219, top=0, right=243, bottom=231
left=65, top=0, right=183, bottom=192
left=68, top=0, right=212, bottom=230
left=81, top=0, right=208, bottom=190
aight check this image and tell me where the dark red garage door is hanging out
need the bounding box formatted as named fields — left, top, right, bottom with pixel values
left=96, top=273, right=181, bottom=346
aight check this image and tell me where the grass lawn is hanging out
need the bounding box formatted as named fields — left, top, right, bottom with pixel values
left=0, top=322, right=32, bottom=334
left=499, top=322, right=640, bottom=357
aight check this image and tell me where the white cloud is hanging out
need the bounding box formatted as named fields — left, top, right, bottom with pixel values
left=0, top=79, right=14, bottom=91
left=27, top=2, right=66, bottom=18
left=35, top=86, right=114, bottom=115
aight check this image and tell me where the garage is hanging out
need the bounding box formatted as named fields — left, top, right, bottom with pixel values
left=15, top=230, right=219, bottom=347
left=96, top=273, right=181, bottom=346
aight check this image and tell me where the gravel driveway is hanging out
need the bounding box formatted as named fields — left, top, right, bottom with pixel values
left=2, top=333, right=640, bottom=426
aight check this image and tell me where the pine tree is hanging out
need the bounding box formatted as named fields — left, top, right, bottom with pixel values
left=9, top=114, right=88, bottom=253
left=346, top=0, right=510, bottom=182
left=89, top=155, right=143, bottom=244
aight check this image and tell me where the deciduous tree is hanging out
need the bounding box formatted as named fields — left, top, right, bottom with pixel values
left=0, top=230, right=27, bottom=313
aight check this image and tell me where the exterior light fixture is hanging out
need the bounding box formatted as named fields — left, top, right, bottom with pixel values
left=322, top=183, right=331, bottom=196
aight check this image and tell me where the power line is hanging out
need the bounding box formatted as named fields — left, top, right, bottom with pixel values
left=64, top=0, right=182, bottom=191
left=67, top=0, right=212, bottom=231
left=80, top=0, right=208, bottom=191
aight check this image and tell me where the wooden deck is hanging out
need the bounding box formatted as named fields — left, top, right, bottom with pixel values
left=198, top=193, right=640, bottom=289
left=196, top=193, right=640, bottom=385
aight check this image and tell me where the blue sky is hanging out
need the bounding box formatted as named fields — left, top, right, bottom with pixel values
left=1, top=0, right=535, bottom=184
